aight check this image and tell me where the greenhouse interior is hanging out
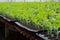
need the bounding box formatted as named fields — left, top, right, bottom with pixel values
left=0, top=0, right=60, bottom=40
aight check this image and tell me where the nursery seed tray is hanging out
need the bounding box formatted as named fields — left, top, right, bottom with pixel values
left=0, top=15, right=60, bottom=40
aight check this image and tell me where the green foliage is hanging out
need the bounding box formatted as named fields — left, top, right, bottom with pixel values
left=0, top=2, right=60, bottom=32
